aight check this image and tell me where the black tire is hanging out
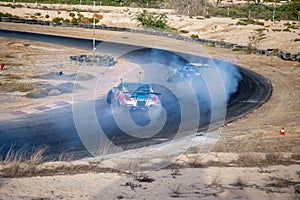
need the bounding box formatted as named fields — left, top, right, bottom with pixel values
left=106, top=89, right=113, bottom=104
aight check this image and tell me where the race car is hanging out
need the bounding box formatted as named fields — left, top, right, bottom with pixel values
left=106, top=81, right=161, bottom=110
left=167, top=63, right=210, bottom=82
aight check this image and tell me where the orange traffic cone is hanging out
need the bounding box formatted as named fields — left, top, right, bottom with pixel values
left=280, top=127, right=285, bottom=136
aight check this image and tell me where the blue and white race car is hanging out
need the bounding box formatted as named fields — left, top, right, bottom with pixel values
left=167, top=63, right=211, bottom=82
left=106, top=81, right=161, bottom=110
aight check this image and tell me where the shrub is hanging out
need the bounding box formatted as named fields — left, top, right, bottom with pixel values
left=63, top=19, right=70, bottom=23
left=191, top=34, right=199, bottom=38
left=133, top=10, right=171, bottom=30
left=180, top=30, right=189, bottom=33
left=71, top=17, right=80, bottom=24
left=294, top=38, right=300, bottom=42
left=69, top=12, right=75, bottom=18
left=0, top=12, right=13, bottom=17
left=287, top=25, right=298, bottom=29
left=77, top=12, right=84, bottom=18
left=52, top=17, right=63, bottom=24
left=88, top=18, right=99, bottom=24
left=236, top=20, right=247, bottom=26
left=254, top=28, right=266, bottom=32
left=232, top=48, right=243, bottom=51
left=272, top=29, right=282, bottom=32
left=45, top=14, right=50, bottom=19
left=282, top=28, right=291, bottom=32
left=255, top=21, right=264, bottom=26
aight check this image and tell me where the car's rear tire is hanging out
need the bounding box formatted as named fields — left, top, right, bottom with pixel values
left=106, top=89, right=113, bottom=104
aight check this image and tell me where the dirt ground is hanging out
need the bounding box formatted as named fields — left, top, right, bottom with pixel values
left=1, top=2, right=299, bottom=53
left=0, top=3, right=300, bottom=200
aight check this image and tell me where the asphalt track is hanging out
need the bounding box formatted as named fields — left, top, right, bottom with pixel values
left=0, top=29, right=272, bottom=160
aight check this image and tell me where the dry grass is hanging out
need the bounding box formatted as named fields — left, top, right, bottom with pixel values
left=1, top=74, right=22, bottom=80
left=0, top=147, right=122, bottom=177
left=1, top=146, right=46, bottom=177
left=170, top=184, right=184, bottom=198
left=208, top=172, right=222, bottom=187
left=0, top=81, right=35, bottom=93
left=266, top=173, right=298, bottom=188
left=235, top=152, right=287, bottom=167
left=99, top=138, right=116, bottom=156
left=231, top=176, right=249, bottom=188
left=236, top=152, right=265, bottom=167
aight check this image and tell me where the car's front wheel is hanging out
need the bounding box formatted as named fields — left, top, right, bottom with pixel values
left=106, top=89, right=113, bottom=104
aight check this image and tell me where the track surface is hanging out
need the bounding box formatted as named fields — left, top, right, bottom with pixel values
left=0, top=30, right=272, bottom=160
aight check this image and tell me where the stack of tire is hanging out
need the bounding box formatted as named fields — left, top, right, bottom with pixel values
left=70, top=54, right=116, bottom=66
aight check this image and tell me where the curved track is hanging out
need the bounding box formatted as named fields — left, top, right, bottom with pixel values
left=0, top=29, right=272, bottom=160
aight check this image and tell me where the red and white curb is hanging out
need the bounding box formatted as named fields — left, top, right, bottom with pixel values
left=9, top=101, right=73, bottom=117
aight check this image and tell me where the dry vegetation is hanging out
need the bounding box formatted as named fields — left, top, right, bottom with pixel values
left=0, top=147, right=121, bottom=178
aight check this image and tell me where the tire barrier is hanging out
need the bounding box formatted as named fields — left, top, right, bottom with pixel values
left=1, top=16, right=299, bottom=62
left=70, top=54, right=116, bottom=66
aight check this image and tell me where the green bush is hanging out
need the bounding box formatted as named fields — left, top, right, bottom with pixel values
left=255, top=21, right=264, bottom=26
left=88, top=18, right=99, bottom=24
left=69, top=12, right=76, bottom=18
left=52, top=17, right=63, bottom=24
left=71, top=17, right=80, bottom=24
left=294, top=38, right=300, bottom=42
left=63, top=19, right=70, bottom=23
left=133, top=10, right=171, bottom=30
left=254, top=28, right=266, bottom=32
left=232, top=48, right=243, bottom=51
left=287, top=25, right=298, bottom=29
left=236, top=20, right=247, bottom=26
left=0, top=12, right=13, bottom=17
left=180, top=30, right=189, bottom=33
left=77, top=12, right=84, bottom=18
left=191, top=34, right=199, bottom=38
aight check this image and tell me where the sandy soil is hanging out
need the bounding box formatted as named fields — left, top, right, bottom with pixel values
left=0, top=3, right=300, bottom=200
left=0, top=2, right=299, bottom=53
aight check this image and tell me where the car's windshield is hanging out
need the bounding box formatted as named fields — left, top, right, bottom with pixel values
left=122, top=83, right=150, bottom=93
